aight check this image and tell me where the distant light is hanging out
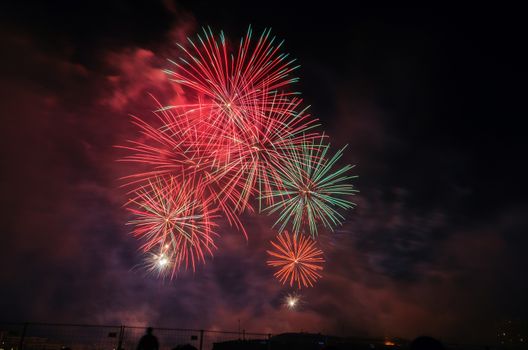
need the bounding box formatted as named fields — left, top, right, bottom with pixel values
left=384, top=340, right=396, bottom=346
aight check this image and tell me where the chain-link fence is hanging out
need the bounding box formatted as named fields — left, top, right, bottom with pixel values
left=0, top=323, right=122, bottom=350
left=0, top=323, right=271, bottom=350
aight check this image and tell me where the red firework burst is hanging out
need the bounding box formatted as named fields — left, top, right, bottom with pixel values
left=126, top=176, right=218, bottom=276
left=118, top=97, right=220, bottom=188
left=164, top=26, right=300, bottom=131
left=267, top=231, right=325, bottom=289
left=119, top=97, right=252, bottom=237
left=211, top=93, right=321, bottom=213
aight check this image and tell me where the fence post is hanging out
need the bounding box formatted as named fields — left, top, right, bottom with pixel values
left=18, top=322, right=28, bottom=350
left=117, top=325, right=125, bottom=350
left=267, top=333, right=271, bottom=350
left=199, top=330, right=204, bottom=350
left=242, top=329, right=245, bottom=341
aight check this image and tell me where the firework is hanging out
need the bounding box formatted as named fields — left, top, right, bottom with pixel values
left=283, top=292, right=302, bottom=310
left=126, top=177, right=218, bottom=276
left=118, top=26, right=358, bottom=280
left=118, top=97, right=221, bottom=188
left=213, top=94, right=321, bottom=213
left=164, top=26, right=300, bottom=134
left=119, top=37, right=321, bottom=226
left=263, top=137, right=357, bottom=237
left=162, top=26, right=317, bottom=214
left=139, top=250, right=172, bottom=278
left=267, top=231, right=325, bottom=288
left=119, top=98, right=250, bottom=237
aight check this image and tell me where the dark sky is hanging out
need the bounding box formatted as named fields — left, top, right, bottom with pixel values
left=0, top=1, right=526, bottom=344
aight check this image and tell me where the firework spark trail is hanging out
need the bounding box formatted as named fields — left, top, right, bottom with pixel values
left=126, top=177, right=218, bottom=276
left=263, top=136, right=358, bottom=237
left=120, top=99, right=254, bottom=238
left=163, top=26, right=301, bottom=154
left=267, top=231, right=325, bottom=289
left=164, top=26, right=300, bottom=114
left=209, top=92, right=322, bottom=213
left=118, top=97, right=221, bottom=188
left=118, top=96, right=253, bottom=236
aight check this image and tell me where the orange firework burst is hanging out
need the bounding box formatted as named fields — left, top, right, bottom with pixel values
left=266, top=231, right=325, bottom=288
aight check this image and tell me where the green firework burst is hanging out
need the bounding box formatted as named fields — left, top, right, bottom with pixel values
left=262, top=137, right=358, bottom=237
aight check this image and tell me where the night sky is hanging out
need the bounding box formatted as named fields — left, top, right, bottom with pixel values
left=0, top=1, right=526, bottom=344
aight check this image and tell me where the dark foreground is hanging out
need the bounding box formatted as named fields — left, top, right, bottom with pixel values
left=1, top=322, right=525, bottom=350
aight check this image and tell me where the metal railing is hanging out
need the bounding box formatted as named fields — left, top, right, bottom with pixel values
left=0, top=323, right=270, bottom=350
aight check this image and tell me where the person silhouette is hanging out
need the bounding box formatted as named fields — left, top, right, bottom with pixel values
left=137, top=327, right=159, bottom=350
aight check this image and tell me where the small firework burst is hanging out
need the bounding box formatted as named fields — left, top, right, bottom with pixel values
left=267, top=231, right=325, bottom=289
left=283, top=292, right=302, bottom=310
left=142, top=250, right=171, bottom=278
